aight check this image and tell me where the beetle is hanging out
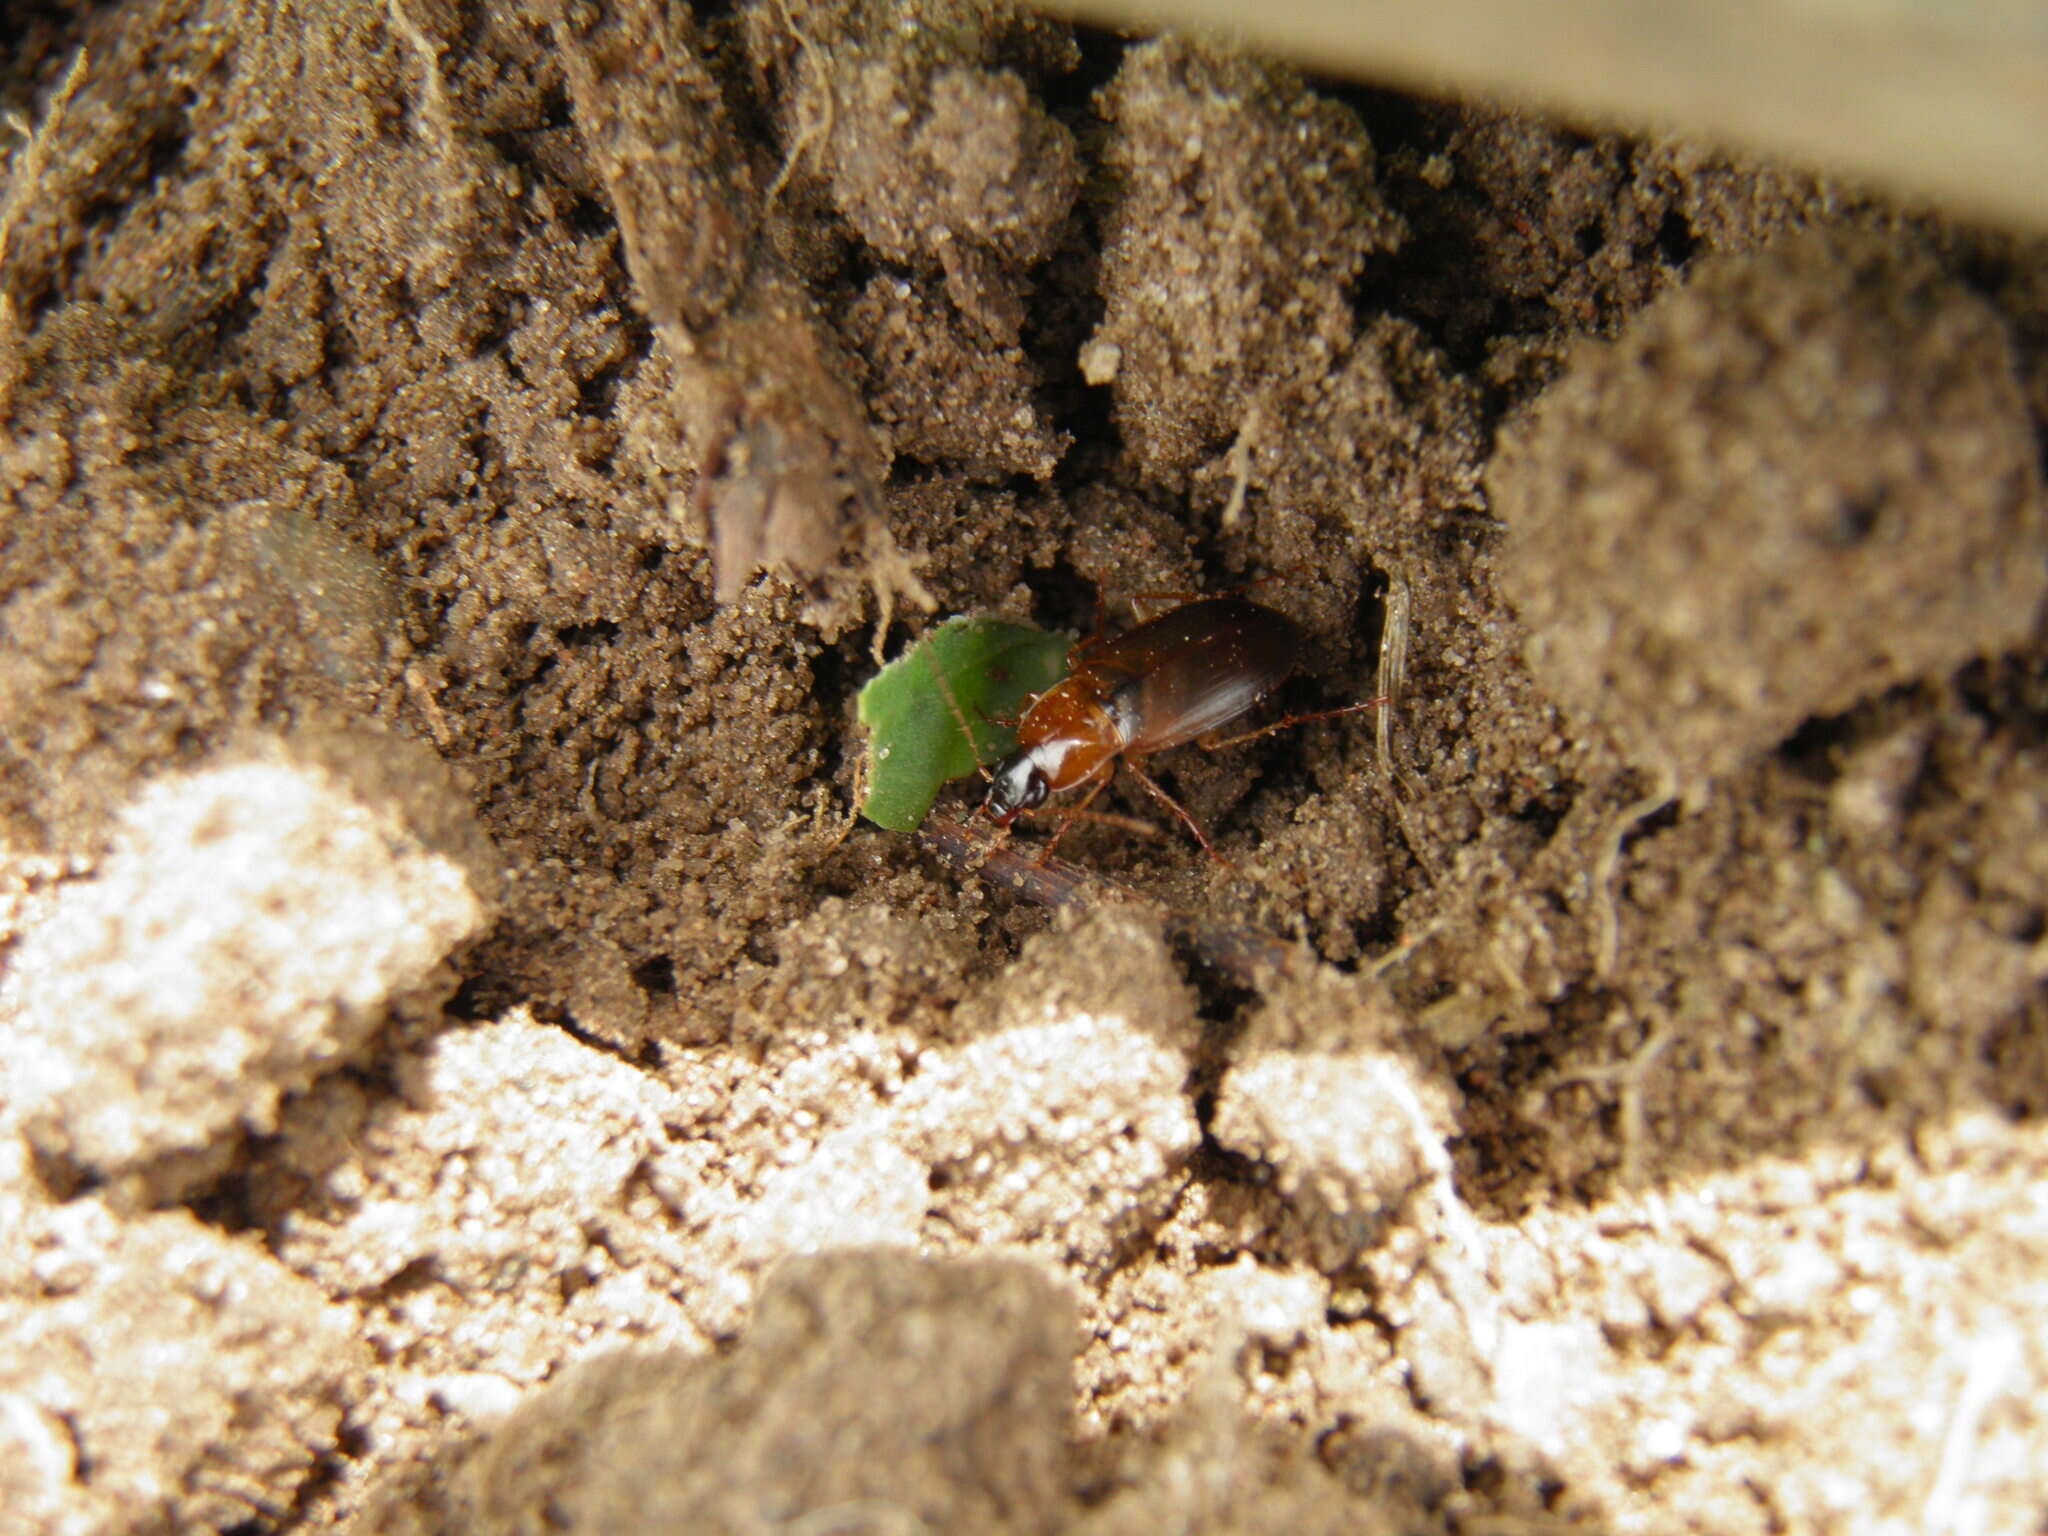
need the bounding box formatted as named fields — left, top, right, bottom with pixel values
left=979, top=594, right=1379, bottom=861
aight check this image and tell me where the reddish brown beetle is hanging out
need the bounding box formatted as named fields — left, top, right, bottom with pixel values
left=980, top=594, right=1381, bottom=861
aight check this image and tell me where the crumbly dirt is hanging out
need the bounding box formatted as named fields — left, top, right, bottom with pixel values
left=2, top=2, right=2047, bottom=1533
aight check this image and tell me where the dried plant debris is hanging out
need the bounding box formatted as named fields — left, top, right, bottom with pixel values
left=549, top=0, right=889, bottom=603
left=6, top=1, right=2048, bottom=1533
left=553, top=0, right=1077, bottom=608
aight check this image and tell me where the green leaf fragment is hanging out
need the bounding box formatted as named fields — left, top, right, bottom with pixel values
left=856, top=616, right=1071, bottom=832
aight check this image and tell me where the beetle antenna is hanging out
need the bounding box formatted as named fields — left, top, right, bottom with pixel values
left=1128, top=569, right=1291, bottom=623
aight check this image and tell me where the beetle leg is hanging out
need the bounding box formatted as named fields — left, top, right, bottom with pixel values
left=1199, top=695, right=1389, bottom=753
left=1127, top=590, right=1199, bottom=624
left=1069, top=601, right=1111, bottom=666
left=1121, top=759, right=1240, bottom=875
left=1130, top=573, right=1286, bottom=622
left=1035, top=766, right=1111, bottom=863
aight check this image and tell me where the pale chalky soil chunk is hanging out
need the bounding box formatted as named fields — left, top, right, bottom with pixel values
left=4, top=737, right=492, bottom=1194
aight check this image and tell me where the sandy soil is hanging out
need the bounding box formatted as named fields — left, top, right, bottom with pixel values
left=3, top=2, right=2048, bottom=1532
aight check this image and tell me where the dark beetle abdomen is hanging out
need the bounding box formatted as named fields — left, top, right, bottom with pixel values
left=1089, top=597, right=1301, bottom=754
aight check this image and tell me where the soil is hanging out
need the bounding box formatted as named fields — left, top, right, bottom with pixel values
left=3, top=1, right=2048, bottom=1533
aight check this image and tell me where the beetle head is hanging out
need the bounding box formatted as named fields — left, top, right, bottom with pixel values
left=982, top=751, right=1049, bottom=826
